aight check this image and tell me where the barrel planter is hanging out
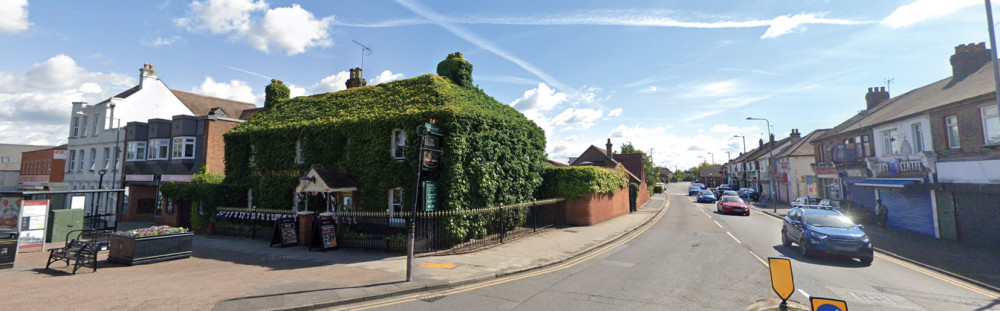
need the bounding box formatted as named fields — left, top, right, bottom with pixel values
left=108, top=232, right=194, bottom=265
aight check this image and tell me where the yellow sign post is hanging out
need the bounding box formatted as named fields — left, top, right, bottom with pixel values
left=769, top=257, right=795, bottom=307
left=810, top=297, right=848, bottom=311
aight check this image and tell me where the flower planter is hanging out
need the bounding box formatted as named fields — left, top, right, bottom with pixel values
left=108, top=233, right=194, bottom=265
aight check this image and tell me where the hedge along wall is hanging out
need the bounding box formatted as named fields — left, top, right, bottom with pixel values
left=159, top=166, right=245, bottom=230
left=223, top=73, right=546, bottom=241
left=540, top=166, right=630, bottom=200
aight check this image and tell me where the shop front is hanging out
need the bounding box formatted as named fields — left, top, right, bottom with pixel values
left=857, top=158, right=936, bottom=237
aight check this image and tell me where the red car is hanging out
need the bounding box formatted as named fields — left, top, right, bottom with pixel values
left=716, top=196, right=749, bottom=216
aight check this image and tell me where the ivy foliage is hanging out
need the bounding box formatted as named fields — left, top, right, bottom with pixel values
left=436, top=52, right=473, bottom=88
left=223, top=62, right=546, bottom=241
left=264, top=79, right=290, bottom=110
left=539, top=166, right=629, bottom=200
left=159, top=166, right=244, bottom=230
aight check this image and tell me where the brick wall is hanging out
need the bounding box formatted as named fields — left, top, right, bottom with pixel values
left=929, top=101, right=1000, bottom=160
left=636, top=180, right=650, bottom=207
left=564, top=187, right=629, bottom=226
left=204, top=119, right=241, bottom=175
left=121, top=185, right=155, bottom=221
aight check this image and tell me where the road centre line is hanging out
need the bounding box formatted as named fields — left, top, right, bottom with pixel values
left=749, top=251, right=767, bottom=266
left=726, top=231, right=742, bottom=244
left=797, top=289, right=810, bottom=298
left=713, top=220, right=723, bottom=228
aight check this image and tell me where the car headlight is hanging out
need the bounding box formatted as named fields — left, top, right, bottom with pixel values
left=861, top=235, right=870, bottom=243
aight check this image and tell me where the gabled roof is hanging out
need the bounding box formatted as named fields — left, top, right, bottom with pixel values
left=96, top=85, right=141, bottom=105
left=613, top=153, right=645, bottom=183
left=312, top=165, right=358, bottom=190
left=744, top=136, right=793, bottom=161
left=170, top=89, right=257, bottom=119
left=699, top=165, right=723, bottom=177
left=777, top=129, right=829, bottom=158
left=238, top=107, right=263, bottom=120
left=569, top=145, right=616, bottom=166
left=545, top=159, right=569, bottom=167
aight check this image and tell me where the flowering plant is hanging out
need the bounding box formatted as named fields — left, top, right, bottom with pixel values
left=113, top=225, right=189, bottom=238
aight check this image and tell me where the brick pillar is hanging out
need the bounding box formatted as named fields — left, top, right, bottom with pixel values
left=298, top=211, right=314, bottom=246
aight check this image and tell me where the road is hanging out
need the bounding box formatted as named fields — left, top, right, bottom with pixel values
left=335, top=183, right=999, bottom=310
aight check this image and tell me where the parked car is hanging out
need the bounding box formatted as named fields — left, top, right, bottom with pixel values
left=688, top=186, right=703, bottom=196
left=696, top=190, right=717, bottom=203
left=721, top=190, right=739, bottom=198
left=654, top=183, right=664, bottom=193
left=717, top=196, right=749, bottom=216
left=714, top=184, right=734, bottom=198
left=738, top=188, right=759, bottom=201
left=791, top=196, right=823, bottom=208
left=693, top=183, right=706, bottom=189
left=781, top=207, right=873, bottom=265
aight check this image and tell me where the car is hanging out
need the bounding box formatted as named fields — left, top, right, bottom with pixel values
left=693, top=182, right=706, bottom=189
left=696, top=190, right=717, bottom=203
left=654, top=183, right=665, bottom=193
left=781, top=207, right=873, bottom=265
left=738, top=188, right=759, bottom=201
left=791, top=196, right=823, bottom=208
left=688, top=186, right=702, bottom=196
left=716, top=196, right=749, bottom=216
left=721, top=190, right=739, bottom=198
left=714, top=184, right=734, bottom=197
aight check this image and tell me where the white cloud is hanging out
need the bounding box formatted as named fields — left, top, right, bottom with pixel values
left=175, top=0, right=333, bottom=55
left=697, top=80, right=739, bottom=97
left=510, top=83, right=567, bottom=112
left=287, top=84, right=306, bottom=98
left=608, top=107, right=623, bottom=117
left=0, top=0, right=30, bottom=34
left=551, top=108, right=603, bottom=130
left=192, top=76, right=261, bottom=104
left=881, top=0, right=979, bottom=28
left=643, top=86, right=658, bottom=93
left=371, top=70, right=404, bottom=85
left=683, top=110, right=724, bottom=122
left=0, top=54, right=135, bottom=145
left=709, top=124, right=760, bottom=135
left=141, top=36, right=182, bottom=47
left=311, top=71, right=349, bottom=93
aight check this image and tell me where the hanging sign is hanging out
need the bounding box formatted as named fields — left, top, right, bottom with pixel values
left=424, top=181, right=438, bottom=211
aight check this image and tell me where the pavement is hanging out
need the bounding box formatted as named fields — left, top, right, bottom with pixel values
left=1, top=191, right=995, bottom=310
left=748, top=199, right=1000, bottom=294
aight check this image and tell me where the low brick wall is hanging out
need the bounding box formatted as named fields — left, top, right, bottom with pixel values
left=564, top=187, right=629, bottom=226
left=636, top=182, right=650, bottom=208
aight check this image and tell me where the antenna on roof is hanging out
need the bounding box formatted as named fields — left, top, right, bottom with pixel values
left=352, top=40, right=373, bottom=69
left=885, top=77, right=894, bottom=94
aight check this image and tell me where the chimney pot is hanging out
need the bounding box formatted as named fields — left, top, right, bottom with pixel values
left=606, top=139, right=613, bottom=157
left=345, top=67, right=367, bottom=89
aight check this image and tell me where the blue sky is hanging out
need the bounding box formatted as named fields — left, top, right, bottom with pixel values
left=0, top=0, right=992, bottom=169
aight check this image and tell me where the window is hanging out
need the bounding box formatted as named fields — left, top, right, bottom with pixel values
left=72, top=117, right=80, bottom=137
left=81, top=117, right=89, bottom=137
left=89, top=148, right=97, bottom=172
left=103, top=148, right=111, bottom=169
left=389, top=188, right=404, bottom=227
left=861, top=135, right=871, bottom=157
left=0, top=157, right=8, bottom=163
left=946, top=115, right=960, bottom=149
left=126, top=141, right=147, bottom=161
left=92, top=115, right=100, bottom=136
left=881, top=129, right=897, bottom=155
left=911, top=123, right=924, bottom=152
left=296, top=138, right=305, bottom=164
left=68, top=150, right=76, bottom=171
left=148, top=139, right=170, bottom=160
left=166, top=198, right=174, bottom=215
left=249, top=144, right=256, bottom=168
left=391, top=130, right=406, bottom=159
left=77, top=149, right=84, bottom=172
left=982, top=106, right=1000, bottom=145
left=172, top=137, right=196, bottom=159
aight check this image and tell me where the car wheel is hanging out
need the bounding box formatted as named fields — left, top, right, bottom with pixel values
left=859, top=256, right=873, bottom=266
left=799, top=238, right=811, bottom=257
left=781, top=231, right=791, bottom=247
left=744, top=211, right=750, bottom=216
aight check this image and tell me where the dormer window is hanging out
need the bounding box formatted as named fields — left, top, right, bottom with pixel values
left=126, top=141, right=146, bottom=161
left=391, top=130, right=406, bottom=160
left=172, top=137, right=196, bottom=159
left=296, top=138, right=305, bottom=164
left=148, top=139, right=170, bottom=160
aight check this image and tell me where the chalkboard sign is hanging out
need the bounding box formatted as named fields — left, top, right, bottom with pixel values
left=270, top=218, right=298, bottom=248
left=310, top=219, right=337, bottom=251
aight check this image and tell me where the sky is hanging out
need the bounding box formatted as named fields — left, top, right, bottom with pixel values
left=0, top=0, right=995, bottom=170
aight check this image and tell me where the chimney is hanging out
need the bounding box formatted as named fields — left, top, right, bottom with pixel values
left=759, top=138, right=764, bottom=148
left=950, top=42, right=991, bottom=80
left=864, top=87, right=890, bottom=109
left=345, top=67, right=367, bottom=89
left=139, top=63, right=158, bottom=86
left=606, top=138, right=613, bottom=157
left=770, top=133, right=775, bottom=144
left=790, top=129, right=802, bottom=143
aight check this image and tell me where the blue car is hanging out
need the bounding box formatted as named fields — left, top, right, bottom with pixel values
left=696, top=190, right=716, bottom=203
left=688, top=186, right=702, bottom=196
left=781, top=207, right=873, bottom=265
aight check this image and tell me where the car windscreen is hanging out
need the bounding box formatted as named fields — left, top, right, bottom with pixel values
left=803, top=213, right=855, bottom=228
left=722, top=197, right=742, bottom=203
left=699, top=190, right=713, bottom=195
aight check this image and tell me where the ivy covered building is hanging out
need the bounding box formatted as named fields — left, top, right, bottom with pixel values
left=223, top=54, right=547, bottom=234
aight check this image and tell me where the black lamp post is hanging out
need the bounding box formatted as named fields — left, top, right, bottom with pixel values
left=747, top=117, right=776, bottom=213
left=94, top=169, right=106, bottom=229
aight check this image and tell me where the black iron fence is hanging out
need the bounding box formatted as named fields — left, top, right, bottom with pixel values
left=212, top=198, right=565, bottom=254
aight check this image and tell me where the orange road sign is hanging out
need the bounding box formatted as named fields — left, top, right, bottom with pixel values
left=768, top=257, right=794, bottom=301
left=811, top=297, right=848, bottom=311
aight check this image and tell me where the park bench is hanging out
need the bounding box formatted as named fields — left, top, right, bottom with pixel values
left=45, top=229, right=112, bottom=274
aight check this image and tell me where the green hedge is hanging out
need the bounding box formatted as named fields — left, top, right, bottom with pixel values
left=540, top=166, right=629, bottom=200
left=159, top=167, right=244, bottom=230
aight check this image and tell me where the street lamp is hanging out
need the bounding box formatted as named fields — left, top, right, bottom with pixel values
left=747, top=117, right=776, bottom=213
left=94, top=169, right=106, bottom=229
left=733, top=135, right=747, bottom=188
left=707, top=152, right=714, bottom=165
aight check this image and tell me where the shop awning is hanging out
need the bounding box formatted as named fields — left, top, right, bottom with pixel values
left=854, top=179, right=920, bottom=189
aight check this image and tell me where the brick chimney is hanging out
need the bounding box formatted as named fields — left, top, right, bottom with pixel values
left=950, top=42, right=991, bottom=80
left=770, top=133, right=775, bottom=144
left=606, top=138, right=613, bottom=157
left=865, top=87, right=889, bottom=110
left=345, top=67, right=367, bottom=89
left=759, top=138, right=764, bottom=148
left=790, top=129, right=802, bottom=144
left=139, top=63, right=158, bottom=86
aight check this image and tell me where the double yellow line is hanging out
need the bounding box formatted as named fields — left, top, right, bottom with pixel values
left=338, top=198, right=672, bottom=310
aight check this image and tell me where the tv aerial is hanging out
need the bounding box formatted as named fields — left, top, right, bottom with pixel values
left=352, top=40, right=373, bottom=69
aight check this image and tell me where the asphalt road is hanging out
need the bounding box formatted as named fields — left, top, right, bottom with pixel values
left=337, top=183, right=999, bottom=310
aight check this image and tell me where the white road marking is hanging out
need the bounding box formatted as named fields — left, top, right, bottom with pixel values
left=798, top=289, right=810, bottom=298
left=749, top=251, right=767, bottom=266
left=726, top=231, right=742, bottom=244
left=713, top=220, right=723, bottom=228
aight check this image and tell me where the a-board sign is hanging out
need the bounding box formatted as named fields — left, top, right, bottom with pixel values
left=270, top=218, right=298, bottom=248
left=310, top=219, right=337, bottom=251
left=768, top=257, right=794, bottom=301
left=811, top=297, right=848, bottom=311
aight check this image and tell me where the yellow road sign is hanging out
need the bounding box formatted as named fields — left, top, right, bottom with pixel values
left=811, top=297, right=848, bottom=311
left=769, top=257, right=794, bottom=301
left=420, top=262, right=455, bottom=269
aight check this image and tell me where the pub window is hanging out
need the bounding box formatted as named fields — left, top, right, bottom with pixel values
left=391, top=130, right=406, bottom=160
left=296, top=138, right=305, bottom=164
left=389, top=188, right=404, bottom=227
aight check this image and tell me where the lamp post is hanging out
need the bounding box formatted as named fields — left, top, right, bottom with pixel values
left=95, top=169, right=106, bottom=229
left=747, top=117, right=776, bottom=213
left=733, top=135, right=747, bottom=188
left=708, top=152, right=714, bottom=165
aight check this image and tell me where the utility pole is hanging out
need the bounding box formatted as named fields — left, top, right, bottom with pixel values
left=748, top=117, right=776, bottom=213
left=985, top=1, right=1000, bottom=125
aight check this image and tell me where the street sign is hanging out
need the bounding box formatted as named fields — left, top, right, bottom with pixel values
left=423, top=135, right=440, bottom=149
left=810, top=297, right=848, bottom=311
left=423, top=181, right=438, bottom=211
left=425, top=122, right=440, bottom=135
left=769, top=257, right=795, bottom=301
